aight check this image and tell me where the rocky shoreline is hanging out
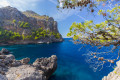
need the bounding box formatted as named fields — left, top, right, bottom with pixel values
left=0, top=48, right=57, bottom=80
left=0, top=38, right=63, bottom=46
left=102, top=60, right=120, bottom=80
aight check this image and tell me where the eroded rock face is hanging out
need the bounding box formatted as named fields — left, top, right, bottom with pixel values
left=0, top=6, right=63, bottom=44
left=0, top=74, right=7, bottom=80
left=102, top=60, right=120, bottom=80
left=6, top=65, right=46, bottom=80
left=1, top=48, right=10, bottom=54
left=33, top=55, right=57, bottom=79
left=0, top=48, right=57, bottom=80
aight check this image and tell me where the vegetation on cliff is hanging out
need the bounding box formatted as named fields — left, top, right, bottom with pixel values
left=0, top=6, right=62, bottom=43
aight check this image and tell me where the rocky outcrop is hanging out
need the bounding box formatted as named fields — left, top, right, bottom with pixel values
left=0, top=48, right=57, bottom=80
left=0, top=48, right=10, bottom=55
left=102, top=60, right=120, bottom=80
left=0, top=6, right=63, bottom=44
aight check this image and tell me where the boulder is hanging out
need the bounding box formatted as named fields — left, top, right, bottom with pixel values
left=4, top=54, right=15, bottom=63
left=33, top=55, right=57, bottom=79
left=1, top=48, right=9, bottom=54
left=0, top=55, right=6, bottom=59
left=11, top=60, right=22, bottom=67
left=20, top=57, right=30, bottom=64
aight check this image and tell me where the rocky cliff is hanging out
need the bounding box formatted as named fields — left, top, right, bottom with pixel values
left=0, top=48, right=57, bottom=80
left=0, top=6, right=63, bottom=45
left=102, top=60, right=120, bottom=80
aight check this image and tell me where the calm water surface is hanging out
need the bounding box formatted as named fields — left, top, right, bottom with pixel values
left=0, top=38, right=117, bottom=80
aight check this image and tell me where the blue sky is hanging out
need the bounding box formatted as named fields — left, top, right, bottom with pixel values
left=0, top=0, right=108, bottom=38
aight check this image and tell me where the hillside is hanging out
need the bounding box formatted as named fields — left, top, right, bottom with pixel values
left=0, top=6, right=63, bottom=45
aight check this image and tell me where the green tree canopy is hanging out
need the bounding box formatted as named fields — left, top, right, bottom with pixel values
left=57, top=0, right=120, bottom=71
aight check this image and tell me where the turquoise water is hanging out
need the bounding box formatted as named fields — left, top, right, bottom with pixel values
left=0, top=38, right=118, bottom=80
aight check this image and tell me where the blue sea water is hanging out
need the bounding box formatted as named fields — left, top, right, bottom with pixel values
left=0, top=38, right=118, bottom=80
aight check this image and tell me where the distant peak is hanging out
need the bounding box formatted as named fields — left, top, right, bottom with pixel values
left=25, top=10, right=37, bottom=14
left=3, top=6, right=16, bottom=9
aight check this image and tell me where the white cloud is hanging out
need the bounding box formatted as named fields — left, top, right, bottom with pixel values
left=0, top=0, right=10, bottom=7
left=49, top=0, right=57, bottom=4
left=0, top=0, right=43, bottom=11
left=52, top=9, right=77, bottom=21
left=48, top=0, right=80, bottom=21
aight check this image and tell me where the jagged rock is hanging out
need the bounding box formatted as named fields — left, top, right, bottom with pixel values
left=20, top=57, right=30, bottom=64
left=33, top=55, right=57, bottom=79
left=0, top=55, right=6, bottom=59
left=0, top=74, right=7, bottom=80
left=102, top=60, right=120, bottom=80
left=6, top=65, right=46, bottom=80
left=4, top=54, right=15, bottom=63
left=0, top=63, right=6, bottom=67
left=0, top=48, right=57, bottom=80
left=1, top=48, right=9, bottom=54
left=11, top=60, right=22, bottom=67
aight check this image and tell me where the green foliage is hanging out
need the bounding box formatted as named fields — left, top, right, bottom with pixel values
left=0, top=28, right=22, bottom=41
left=12, top=19, right=16, bottom=23
left=67, top=4, right=120, bottom=46
left=20, top=21, right=24, bottom=27
left=23, top=22, right=30, bottom=28
left=32, top=28, right=49, bottom=40
left=0, top=27, right=60, bottom=41
left=19, top=21, right=30, bottom=28
left=52, top=32, right=61, bottom=39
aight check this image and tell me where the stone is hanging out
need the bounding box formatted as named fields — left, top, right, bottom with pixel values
left=0, top=63, right=6, bottom=67
left=11, top=60, right=22, bottom=67
left=0, top=74, right=7, bottom=80
left=0, top=52, right=57, bottom=80
left=102, top=60, right=120, bottom=80
left=6, top=65, right=46, bottom=80
left=20, top=57, right=30, bottom=64
left=4, top=54, right=15, bottom=63
left=0, top=55, right=6, bottom=59
left=1, top=48, right=9, bottom=54
left=33, top=55, right=57, bottom=79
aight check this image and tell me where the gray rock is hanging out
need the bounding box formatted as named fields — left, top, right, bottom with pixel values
left=33, top=55, right=57, bottom=79
left=11, top=60, right=22, bottom=67
left=1, top=48, right=9, bottom=54
left=0, top=55, right=6, bottom=59
left=6, top=65, right=46, bottom=80
left=102, top=60, right=120, bottom=80
left=0, top=53, right=57, bottom=80
left=0, top=74, right=7, bottom=80
left=20, top=57, right=30, bottom=64
left=4, top=54, right=15, bottom=63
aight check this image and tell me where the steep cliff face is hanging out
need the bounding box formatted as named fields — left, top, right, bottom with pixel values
left=0, top=6, right=63, bottom=44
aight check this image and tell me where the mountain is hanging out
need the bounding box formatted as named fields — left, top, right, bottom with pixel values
left=0, top=6, right=63, bottom=45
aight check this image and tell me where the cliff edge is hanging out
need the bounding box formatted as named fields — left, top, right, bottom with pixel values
left=0, top=48, right=57, bottom=80
left=102, top=60, right=120, bottom=80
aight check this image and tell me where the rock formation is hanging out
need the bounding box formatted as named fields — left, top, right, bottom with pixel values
left=102, top=60, right=120, bottom=80
left=0, top=6, right=63, bottom=45
left=0, top=48, right=57, bottom=80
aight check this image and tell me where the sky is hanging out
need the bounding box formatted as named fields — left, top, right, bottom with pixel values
left=0, top=0, right=109, bottom=38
